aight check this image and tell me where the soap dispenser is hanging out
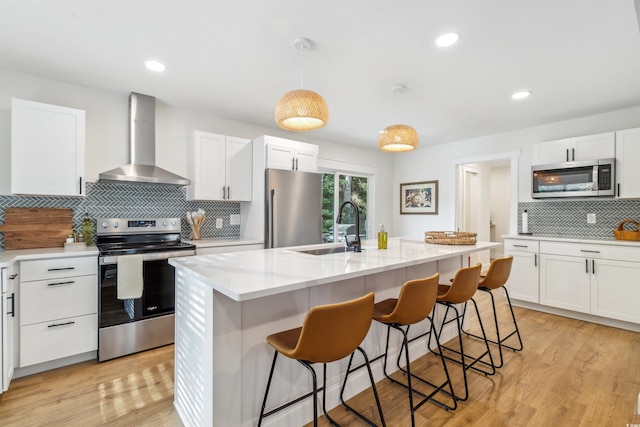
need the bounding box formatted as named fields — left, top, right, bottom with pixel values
left=378, top=224, right=388, bottom=249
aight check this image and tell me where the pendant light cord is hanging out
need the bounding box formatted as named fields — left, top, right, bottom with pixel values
left=299, top=44, right=305, bottom=89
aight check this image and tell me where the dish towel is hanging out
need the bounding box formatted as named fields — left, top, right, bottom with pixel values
left=117, top=254, right=143, bottom=299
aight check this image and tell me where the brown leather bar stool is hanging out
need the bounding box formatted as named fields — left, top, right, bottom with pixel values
left=462, top=256, right=523, bottom=368
left=434, top=263, right=495, bottom=402
left=373, top=273, right=457, bottom=426
left=257, top=292, right=385, bottom=427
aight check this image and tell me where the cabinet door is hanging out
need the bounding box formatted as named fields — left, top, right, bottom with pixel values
left=1, top=267, right=17, bottom=392
left=533, top=138, right=572, bottom=164
left=540, top=254, right=590, bottom=313
left=187, top=132, right=226, bottom=200
left=11, top=98, right=85, bottom=196
left=266, top=144, right=295, bottom=170
left=294, top=146, right=319, bottom=172
left=591, top=259, right=640, bottom=324
left=572, top=132, right=615, bottom=161
left=226, top=137, right=252, bottom=201
left=615, top=127, right=640, bottom=199
left=504, top=251, right=539, bottom=303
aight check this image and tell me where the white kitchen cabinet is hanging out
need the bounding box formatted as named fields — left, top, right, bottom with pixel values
left=615, top=127, right=640, bottom=199
left=19, top=256, right=97, bottom=367
left=11, top=98, right=86, bottom=196
left=504, top=239, right=539, bottom=303
left=187, top=131, right=253, bottom=201
left=264, top=136, right=318, bottom=172
left=533, top=132, right=615, bottom=164
left=539, top=241, right=640, bottom=323
left=591, top=258, right=640, bottom=323
left=540, top=253, right=591, bottom=313
left=1, top=264, right=18, bottom=393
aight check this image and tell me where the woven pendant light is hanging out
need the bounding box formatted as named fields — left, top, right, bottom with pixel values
left=378, top=85, right=419, bottom=152
left=275, top=38, right=329, bottom=131
left=378, top=124, right=419, bottom=152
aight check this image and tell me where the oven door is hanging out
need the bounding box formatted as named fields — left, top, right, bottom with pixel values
left=99, top=250, right=194, bottom=328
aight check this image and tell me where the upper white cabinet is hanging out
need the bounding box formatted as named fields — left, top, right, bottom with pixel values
left=615, top=127, right=640, bottom=199
left=187, top=131, right=253, bottom=201
left=264, top=136, right=318, bottom=172
left=533, top=132, right=615, bottom=165
left=11, top=98, right=86, bottom=196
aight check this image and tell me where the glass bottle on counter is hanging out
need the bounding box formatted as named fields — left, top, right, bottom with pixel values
left=378, top=224, right=388, bottom=249
left=81, top=212, right=93, bottom=245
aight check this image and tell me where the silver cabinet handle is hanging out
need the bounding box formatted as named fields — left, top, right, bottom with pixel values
left=292, top=158, right=296, bottom=170
left=580, top=250, right=600, bottom=254
left=9, top=273, right=17, bottom=280
left=47, top=267, right=75, bottom=272
left=513, top=244, right=528, bottom=248
left=534, top=254, right=537, bottom=267
left=295, top=158, right=299, bottom=170
left=48, top=280, right=75, bottom=286
left=7, top=293, right=15, bottom=317
left=585, top=259, right=589, bottom=274
left=592, top=259, right=595, bottom=275
left=48, top=321, right=75, bottom=328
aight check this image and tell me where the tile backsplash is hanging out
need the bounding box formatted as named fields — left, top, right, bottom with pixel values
left=518, top=199, right=640, bottom=239
left=0, top=182, right=240, bottom=248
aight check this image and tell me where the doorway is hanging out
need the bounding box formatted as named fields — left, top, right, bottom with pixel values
left=455, top=152, right=519, bottom=267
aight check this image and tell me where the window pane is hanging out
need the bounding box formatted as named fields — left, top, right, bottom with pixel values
left=338, top=174, right=368, bottom=241
left=322, top=174, right=335, bottom=242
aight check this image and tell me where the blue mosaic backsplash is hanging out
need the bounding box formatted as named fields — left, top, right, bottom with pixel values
left=0, top=182, right=241, bottom=248
left=518, top=200, right=640, bottom=239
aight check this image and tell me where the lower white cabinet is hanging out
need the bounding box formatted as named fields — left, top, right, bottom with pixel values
left=1, top=264, right=18, bottom=393
left=591, top=258, right=640, bottom=324
left=539, top=241, right=640, bottom=323
left=19, top=256, right=98, bottom=367
left=504, top=239, right=539, bottom=303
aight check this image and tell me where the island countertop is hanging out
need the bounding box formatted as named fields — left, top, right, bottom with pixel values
left=169, top=237, right=500, bottom=302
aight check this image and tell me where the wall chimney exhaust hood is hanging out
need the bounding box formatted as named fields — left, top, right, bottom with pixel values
left=98, top=92, right=191, bottom=186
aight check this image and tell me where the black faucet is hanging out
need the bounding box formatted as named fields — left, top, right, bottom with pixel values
left=336, top=200, right=361, bottom=252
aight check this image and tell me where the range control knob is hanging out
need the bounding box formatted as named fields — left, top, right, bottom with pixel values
left=101, top=222, right=109, bottom=229
left=163, top=221, right=168, bottom=226
left=113, top=221, right=119, bottom=229
left=171, top=221, right=177, bottom=227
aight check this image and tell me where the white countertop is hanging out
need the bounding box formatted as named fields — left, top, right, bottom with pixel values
left=502, top=234, right=640, bottom=247
left=182, top=238, right=263, bottom=248
left=169, top=237, right=501, bottom=302
left=0, top=245, right=99, bottom=267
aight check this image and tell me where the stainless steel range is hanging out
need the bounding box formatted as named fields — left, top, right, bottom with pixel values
left=97, top=217, right=195, bottom=362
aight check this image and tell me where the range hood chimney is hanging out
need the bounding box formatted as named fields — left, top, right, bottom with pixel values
left=98, top=92, right=191, bottom=186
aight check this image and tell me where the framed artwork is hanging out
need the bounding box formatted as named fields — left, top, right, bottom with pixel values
left=400, top=180, right=438, bottom=215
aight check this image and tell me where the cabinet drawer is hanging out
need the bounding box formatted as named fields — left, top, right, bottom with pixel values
left=20, top=256, right=97, bottom=281
left=20, top=314, right=97, bottom=367
left=20, top=274, right=97, bottom=325
left=540, top=241, right=640, bottom=262
left=504, top=239, right=539, bottom=253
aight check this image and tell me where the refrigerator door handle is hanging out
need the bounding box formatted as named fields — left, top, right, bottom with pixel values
left=270, top=189, right=277, bottom=248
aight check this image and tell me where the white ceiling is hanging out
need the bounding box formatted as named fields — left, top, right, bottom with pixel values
left=1, top=0, right=640, bottom=150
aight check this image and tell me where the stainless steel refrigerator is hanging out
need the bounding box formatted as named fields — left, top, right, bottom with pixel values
left=265, top=168, right=323, bottom=248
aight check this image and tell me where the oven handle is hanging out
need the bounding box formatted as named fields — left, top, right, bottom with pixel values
left=99, top=250, right=195, bottom=265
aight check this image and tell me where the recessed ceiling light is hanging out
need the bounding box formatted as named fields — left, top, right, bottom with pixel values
left=512, top=90, right=532, bottom=100
left=145, top=60, right=166, bottom=72
left=435, top=32, right=460, bottom=47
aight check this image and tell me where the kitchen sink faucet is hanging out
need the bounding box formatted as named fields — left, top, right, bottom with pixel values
left=336, top=201, right=362, bottom=252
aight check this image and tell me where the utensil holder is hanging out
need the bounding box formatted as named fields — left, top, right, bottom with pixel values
left=190, top=215, right=205, bottom=240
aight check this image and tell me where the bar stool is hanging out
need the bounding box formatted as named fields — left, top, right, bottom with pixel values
left=373, top=273, right=457, bottom=426
left=434, top=263, right=495, bottom=402
left=257, top=292, right=385, bottom=427
left=462, top=256, right=523, bottom=368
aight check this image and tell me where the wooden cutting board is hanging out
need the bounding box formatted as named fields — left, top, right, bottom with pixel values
left=0, top=208, right=73, bottom=249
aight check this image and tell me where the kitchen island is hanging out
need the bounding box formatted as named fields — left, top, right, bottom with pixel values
left=169, top=237, right=500, bottom=427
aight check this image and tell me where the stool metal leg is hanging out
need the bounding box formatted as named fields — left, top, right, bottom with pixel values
left=258, top=351, right=279, bottom=427
left=339, top=347, right=386, bottom=427
left=462, top=286, right=524, bottom=368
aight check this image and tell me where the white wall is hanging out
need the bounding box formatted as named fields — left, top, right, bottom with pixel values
left=490, top=165, right=510, bottom=257
left=0, top=69, right=394, bottom=234
left=392, top=105, right=640, bottom=238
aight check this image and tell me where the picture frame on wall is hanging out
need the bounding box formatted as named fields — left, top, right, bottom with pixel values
left=400, top=180, right=438, bottom=215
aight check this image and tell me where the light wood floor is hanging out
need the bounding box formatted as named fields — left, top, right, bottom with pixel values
left=1, top=292, right=639, bottom=426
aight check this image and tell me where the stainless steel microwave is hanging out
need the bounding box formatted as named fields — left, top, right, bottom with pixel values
left=531, top=158, right=615, bottom=199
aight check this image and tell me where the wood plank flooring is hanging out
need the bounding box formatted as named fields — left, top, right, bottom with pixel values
left=1, top=292, right=639, bottom=426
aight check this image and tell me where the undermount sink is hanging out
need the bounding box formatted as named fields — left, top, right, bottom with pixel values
left=296, top=246, right=363, bottom=256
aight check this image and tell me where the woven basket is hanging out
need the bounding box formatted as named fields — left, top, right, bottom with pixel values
left=424, top=231, right=477, bottom=245
left=613, top=219, right=640, bottom=241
